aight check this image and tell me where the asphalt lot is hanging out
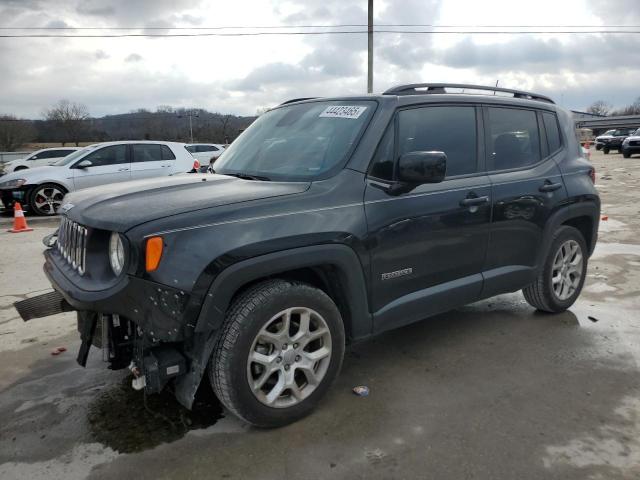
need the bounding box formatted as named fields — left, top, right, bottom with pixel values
left=1, top=148, right=639, bottom=479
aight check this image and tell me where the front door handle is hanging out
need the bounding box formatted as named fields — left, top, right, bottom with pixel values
left=460, top=195, right=489, bottom=207
left=539, top=181, right=562, bottom=192
left=118, top=168, right=130, bottom=172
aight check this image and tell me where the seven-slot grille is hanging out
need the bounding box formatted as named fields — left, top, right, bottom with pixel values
left=56, top=217, right=88, bottom=274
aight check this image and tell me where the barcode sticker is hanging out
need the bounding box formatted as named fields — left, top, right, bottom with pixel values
left=319, top=105, right=367, bottom=119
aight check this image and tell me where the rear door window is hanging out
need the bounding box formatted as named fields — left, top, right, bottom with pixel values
left=161, top=145, right=176, bottom=160
left=196, top=145, right=219, bottom=152
left=487, top=107, right=541, bottom=170
left=132, top=144, right=163, bottom=162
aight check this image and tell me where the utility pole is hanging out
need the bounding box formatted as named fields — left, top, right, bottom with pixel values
left=177, top=110, right=199, bottom=143
left=367, top=0, right=373, bottom=94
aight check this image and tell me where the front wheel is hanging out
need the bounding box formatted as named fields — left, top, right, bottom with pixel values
left=623, top=150, right=631, bottom=158
left=523, top=226, right=588, bottom=313
left=29, top=183, right=67, bottom=216
left=209, top=279, right=345, bottom=427
left=603, top=147, right=610, bottom=154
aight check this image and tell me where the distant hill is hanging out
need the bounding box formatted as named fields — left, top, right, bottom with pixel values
left=32, top=108, right=257, bottom=145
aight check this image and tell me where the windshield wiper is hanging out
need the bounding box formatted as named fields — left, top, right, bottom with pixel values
left=219, top=172, right=271, bottom=181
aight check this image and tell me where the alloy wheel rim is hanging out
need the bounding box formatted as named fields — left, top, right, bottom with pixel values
left=34, top=186, right=64, bottom=214
left=247, top=307, right=332, bottom=408
left=551, top=239, right=583, bottom=301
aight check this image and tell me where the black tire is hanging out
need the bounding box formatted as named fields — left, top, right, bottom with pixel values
left=523, top=226, right=588, bottom=313
left=595, top=144, right=602, bottom=151
left=28, top=183, right=67, bottom=216
left=623, top=150, right=631, bottom=158
left=603, top=147, right=610, bottom=154
left=209, top=279, right=345, bottom=428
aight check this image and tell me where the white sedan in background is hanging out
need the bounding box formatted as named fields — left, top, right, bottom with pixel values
left=185, top=143, right=226, bottom=166
left=3, top=147, right=80, bottom=173
left=0, top=141, right=194, bottom=215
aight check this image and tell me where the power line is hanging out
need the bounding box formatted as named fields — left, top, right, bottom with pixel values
left=2, top=29, right=640, bottom=38
left=1, top=23, right=640, bottom=30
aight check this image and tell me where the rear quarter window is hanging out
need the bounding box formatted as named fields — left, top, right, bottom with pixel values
left=542, top=112, right=562, bottom=154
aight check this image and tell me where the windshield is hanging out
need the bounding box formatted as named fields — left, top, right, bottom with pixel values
left=213, top=100, right=375, bottom=181
left=602, top=130, right=615, bottom=136
left=53, top=145, right=97, bottom=166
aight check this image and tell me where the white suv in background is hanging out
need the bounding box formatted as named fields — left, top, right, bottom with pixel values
left=0, top=141, right=193, bottom=215
left=3, top=147, right=80, bottom=173
left=185, top=144, right=225, bottom=166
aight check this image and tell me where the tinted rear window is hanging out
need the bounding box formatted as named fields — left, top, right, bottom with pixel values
left=132, top=144, right=163, bottom=162
left=487, top=107, right=541, bottom=170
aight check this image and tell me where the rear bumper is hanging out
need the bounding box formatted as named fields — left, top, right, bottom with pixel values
left=43, top=249, right=193, bottom=342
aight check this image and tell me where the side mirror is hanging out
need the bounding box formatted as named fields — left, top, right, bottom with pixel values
left=76, top=160, right=93, bottom=169
left=397, top=151, right=447, bottom=184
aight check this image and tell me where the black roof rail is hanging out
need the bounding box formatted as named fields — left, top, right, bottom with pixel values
left=383, top=83, right=555, bottom=104
left=279, top=97, right=318, bottom=106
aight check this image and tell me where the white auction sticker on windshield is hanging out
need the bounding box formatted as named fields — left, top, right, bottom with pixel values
left=319, top=105, right=367, bottom=119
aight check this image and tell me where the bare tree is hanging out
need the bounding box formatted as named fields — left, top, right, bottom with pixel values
left=613, top=97, right=640, bottom=116
left=587, top=100, right=612, bottom=116
left=218, top=114, right=232, bottom=143
left=44, top=99, right=90, bottom=146
left=0, top=115, right=35, bottom=151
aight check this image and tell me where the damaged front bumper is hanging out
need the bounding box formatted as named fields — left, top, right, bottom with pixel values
left=14, top=249, right=203, bottom=403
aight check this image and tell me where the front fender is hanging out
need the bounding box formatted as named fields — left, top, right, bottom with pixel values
left=173, top=243, right=372, bottom=409
left=195, top=243, right=371, bottom=337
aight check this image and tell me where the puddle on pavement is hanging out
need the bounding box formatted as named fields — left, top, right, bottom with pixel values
left=87, top=376, right=223, bottom=453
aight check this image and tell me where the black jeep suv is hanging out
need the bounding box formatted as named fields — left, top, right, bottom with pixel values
left=17, top=84, right=599, bottom=427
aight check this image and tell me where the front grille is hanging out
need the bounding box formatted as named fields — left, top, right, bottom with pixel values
left=56, top=216, right=88, bottom=275
left=630, top=141, right=640, bottom=147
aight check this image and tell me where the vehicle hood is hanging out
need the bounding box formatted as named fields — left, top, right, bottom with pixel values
left=64, top=173, right=311, bottom=231
left=596, top=135, right=613, bottom=140
left=0, top=165, right=64, bottom=187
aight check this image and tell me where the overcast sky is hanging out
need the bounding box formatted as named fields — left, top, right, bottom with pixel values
left=0, top=0, right=638, bottom=118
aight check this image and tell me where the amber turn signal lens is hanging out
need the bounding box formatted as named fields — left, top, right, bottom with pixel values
left=146, top=236, right=164, bottom=272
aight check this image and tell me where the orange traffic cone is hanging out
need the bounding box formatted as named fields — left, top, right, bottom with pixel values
left=8, top=202, right=33, bottom=233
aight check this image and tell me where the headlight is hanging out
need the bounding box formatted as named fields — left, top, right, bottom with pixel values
left=623, top=138, right=630, bottom=145
left=0, top=178, right=26, bottom=189
left=109, top=232, right=126, bottom=275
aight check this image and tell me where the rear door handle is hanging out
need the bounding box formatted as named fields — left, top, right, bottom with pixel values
left=539, top=181, right=562, bottom=192
left=460, top=196, right=489, bottom=207
left=118, top=168, right=130, bottom=172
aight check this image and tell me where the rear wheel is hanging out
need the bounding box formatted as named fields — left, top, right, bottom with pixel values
left=209, top=279, right=345, bottom=427
left=523, top=226, right=588, bottom=313
left=29, top=183, right=67, bottom=216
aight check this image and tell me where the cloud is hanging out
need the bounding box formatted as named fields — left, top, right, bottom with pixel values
left=0, top=0, right=639, bottom=118
left=125, top=53, right=143, bottom=62
left=95, top=49, right=109, bottom=60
